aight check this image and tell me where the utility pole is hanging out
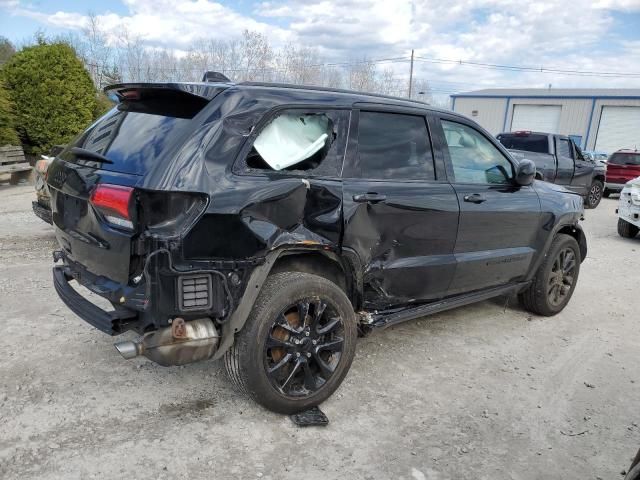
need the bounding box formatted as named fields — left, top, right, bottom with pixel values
left=408, top=49, right=414, bottom=99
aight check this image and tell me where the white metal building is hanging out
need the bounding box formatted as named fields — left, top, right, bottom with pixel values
left=450, top=88, right=640, bottom=153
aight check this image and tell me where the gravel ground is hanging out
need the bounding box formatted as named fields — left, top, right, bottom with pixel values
left=0, top=184, right=638, bottom=480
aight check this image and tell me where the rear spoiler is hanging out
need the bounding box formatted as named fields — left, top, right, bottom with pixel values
left=104, top=82, right=231, bottom=101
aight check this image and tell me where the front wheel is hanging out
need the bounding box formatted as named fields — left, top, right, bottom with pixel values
left=585, top=180, right=603, bottom=209
left=519, top=234, right=581, bottom=316
left=618, top=218, right=639, bottom=238
left=225, top=272, right=357, bottom=414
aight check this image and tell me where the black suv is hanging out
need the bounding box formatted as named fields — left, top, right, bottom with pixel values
left=48, top=81, right=587, bottom=413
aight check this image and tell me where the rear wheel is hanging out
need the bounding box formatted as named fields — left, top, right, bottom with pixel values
left=519, top=234, right=581, bottom=316
left=618, top=218, right=639, bottom=238
left=225, top=272, right=357, bottom=414
left=585, top=180, right=603, bottom=209
left=602, top=188, right=611, bottom=198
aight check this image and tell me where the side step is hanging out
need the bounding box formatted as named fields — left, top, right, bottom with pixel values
left=369, top=282, right=529, bottom=330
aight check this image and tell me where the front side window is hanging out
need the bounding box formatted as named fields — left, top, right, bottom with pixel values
left=557, top=139, right=574, bottom=171
left=442, top=120, right=514, bottom=184
left=557, top=139, right=573, bottom=159
left=353, top=111, right=435, bottom=180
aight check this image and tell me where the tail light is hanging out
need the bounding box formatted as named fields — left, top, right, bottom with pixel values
left=90, top=184, right=135, bottom=230
left=139, top=191, right=208, bottom=237
left=35, top=159, right=51, bottom=178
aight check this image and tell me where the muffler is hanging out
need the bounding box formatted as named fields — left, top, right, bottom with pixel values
left=114, top=318, right=219, bottom=367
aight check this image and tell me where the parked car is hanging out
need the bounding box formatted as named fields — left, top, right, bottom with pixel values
left=32, top=155, right=53, bottom=224
left=582, top=150, right=608, bottom=167
left=32, top=146, right=65, bottom=224
left=47, top=81, right=587, bottom=413
left=616, top=176, right=640, bottom=238
left=496, top=131, right=605, bottom=209
left=604, top=149, right=640, bottom=198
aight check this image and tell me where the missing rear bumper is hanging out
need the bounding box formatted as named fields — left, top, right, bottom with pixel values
left=52, top=266, right=138, bottom=335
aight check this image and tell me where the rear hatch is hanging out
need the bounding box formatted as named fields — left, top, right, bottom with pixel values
left=48, top=83, right=225, bottom=284
left=606, top=152, right=640, bottom=185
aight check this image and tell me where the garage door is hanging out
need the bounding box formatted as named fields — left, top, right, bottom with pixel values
left=510, top=105, right=561, bottom=133
left=594, top=106, right=640, bottom=154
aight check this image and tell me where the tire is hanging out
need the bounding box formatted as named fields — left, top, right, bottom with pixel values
left=519, top=234, right=581, bottom=316
left=602, top=188, right=611, bottom=198
left=584, top=180, right=603, bottom=209
left=224, top=271, right=357, bottom=414
left=618, top=218, right=639, bottom=239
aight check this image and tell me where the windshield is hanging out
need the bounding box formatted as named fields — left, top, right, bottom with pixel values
left=608, top=153, right=640, bottom=166
left=497, top=134, right=549, bottom=154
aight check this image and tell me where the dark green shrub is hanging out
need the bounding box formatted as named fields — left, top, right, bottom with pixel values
left=93, top=91, right=114, bottom=120
left=0, top=81, right=19, bottom=146
left=2, top=42, right=96, bottom=154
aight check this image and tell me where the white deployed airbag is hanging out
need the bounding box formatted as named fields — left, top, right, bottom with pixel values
left=253, top=113, right=329, bottom=170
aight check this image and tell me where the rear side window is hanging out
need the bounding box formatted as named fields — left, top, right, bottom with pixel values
left=236, top=108, right=348, bottom=177
left=609, top=153, right=640, bottom=165
left=60, top=91, right=210, bottom=176
left=497, top=134, right=549, bottom=154
left=353, top=111, right=435, bottom=180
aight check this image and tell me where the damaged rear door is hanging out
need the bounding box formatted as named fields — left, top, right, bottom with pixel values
left=342, top=108, right=459, bottom=308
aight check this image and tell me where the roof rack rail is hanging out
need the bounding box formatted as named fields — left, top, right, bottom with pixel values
left=238, top=81, right=431, bottom=106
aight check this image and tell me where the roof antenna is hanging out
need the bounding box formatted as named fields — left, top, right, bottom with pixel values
left=202, top=71, right=231, bottom=83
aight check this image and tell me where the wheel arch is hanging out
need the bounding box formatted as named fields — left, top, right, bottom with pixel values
left=212, top=247, right=361, bottom=360
left=524, top=221, right=587, bottom=284
left=557, top=224, right=587, bottom=262
left=270, top=249, right=359, bottom=308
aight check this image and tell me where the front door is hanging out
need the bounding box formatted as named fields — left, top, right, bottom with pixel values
left=570, top=141, right=594, bottom=196
left=555, top=137, right=575, bottom=186
left=341, top=109, right=459, bottom=309
left=435, top=116, right=542, bottom=296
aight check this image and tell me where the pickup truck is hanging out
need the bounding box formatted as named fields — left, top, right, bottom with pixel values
left=497, top=131, right=605, bottom=208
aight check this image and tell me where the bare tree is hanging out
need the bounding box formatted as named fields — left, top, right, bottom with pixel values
left=348, top=60, right=378, bottom=93
left=77, top=14, right=113, bottom=88
left=61, top=26, right=435, bottom=100
left=409, top=78, right=433, bottom=102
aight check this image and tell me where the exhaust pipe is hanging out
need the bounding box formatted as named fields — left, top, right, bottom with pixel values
left=114, top=318, right=219, bottom=367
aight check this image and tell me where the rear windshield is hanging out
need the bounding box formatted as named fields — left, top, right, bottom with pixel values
left=608, top=153, right=640, bottom=166
left=60, top=91, right=210, bottom=175
left=497, top=134, right=549, bottom=154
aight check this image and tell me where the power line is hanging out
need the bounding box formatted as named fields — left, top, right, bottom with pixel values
left=414, top=56, right=640, bottom=78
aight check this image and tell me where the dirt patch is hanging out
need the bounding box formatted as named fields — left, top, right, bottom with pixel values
left=0, top=185, right=638, bottom=480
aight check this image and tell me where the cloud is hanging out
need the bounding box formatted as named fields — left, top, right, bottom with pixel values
left=1, top=0, right=639, bottom=96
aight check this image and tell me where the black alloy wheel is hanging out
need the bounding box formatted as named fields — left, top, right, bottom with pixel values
left=547, top=247, right=577, bottom=308
left=586, top=180, right=603, bottom=209
left=264, top=299, right=344, bottom=397
left=225, top=272, right=357, bottom=414
left=519, top=234, right=581, bottom=316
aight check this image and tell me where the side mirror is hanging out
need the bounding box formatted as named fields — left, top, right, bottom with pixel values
left=515, top=159, right=536, bottom=186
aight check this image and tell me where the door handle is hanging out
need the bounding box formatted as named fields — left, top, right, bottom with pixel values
left=463, top=193, right=486, bottom=204
left=353, top=193, right=387, bottom=203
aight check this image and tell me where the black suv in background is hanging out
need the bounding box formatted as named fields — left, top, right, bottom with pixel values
left=48, top=81, right=587, bottom=413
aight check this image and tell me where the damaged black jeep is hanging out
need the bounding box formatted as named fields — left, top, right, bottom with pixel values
left=48, top=80, right=587, bottom=413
